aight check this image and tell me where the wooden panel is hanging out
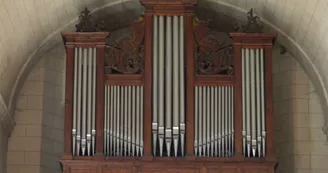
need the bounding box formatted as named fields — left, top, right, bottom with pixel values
left=68, top=168, right=97, bottom=173
left=105, top=74, right=144, bottom=86
left=195, top=75, right=233, bottom=86
left=61, top=159, right=276, bottom=173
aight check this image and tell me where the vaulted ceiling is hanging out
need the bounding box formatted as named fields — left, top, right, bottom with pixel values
left=1, top=0, right=328, bottom=134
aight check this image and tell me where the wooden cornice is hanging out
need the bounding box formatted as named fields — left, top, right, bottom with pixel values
left=140, top=0, right=199, bottom=15
left=61, top=32, right=110, bottom=47
left=229, top=33, right=276, bottom=47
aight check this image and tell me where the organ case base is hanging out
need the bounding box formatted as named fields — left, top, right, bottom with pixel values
left=61, top=159, right=276, bottom=173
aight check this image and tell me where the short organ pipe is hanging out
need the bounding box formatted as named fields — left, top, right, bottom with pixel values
left=103, top=85, right=144, bottom=156
left=194, top=86, right=234, bottom=157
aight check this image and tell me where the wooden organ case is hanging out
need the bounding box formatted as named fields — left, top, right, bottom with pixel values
left=61, top=1, right=277, bottom=173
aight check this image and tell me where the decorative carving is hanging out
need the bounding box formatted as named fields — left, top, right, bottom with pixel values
left=234, top=9, right=263, bottom=33
left=193, top=18, right=234, bottom=75
left=104, top=16, right=145, bottom=74
left=75, top=7, right=105, bottom=32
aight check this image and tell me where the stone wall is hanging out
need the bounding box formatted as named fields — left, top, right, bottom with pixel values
left=273, top=46, right=328, bottom=173
left=6, top=46, right=65, bottom=173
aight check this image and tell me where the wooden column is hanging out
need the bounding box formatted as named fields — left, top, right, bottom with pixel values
left=143, top=12, right=153, bottom=158
left=264, top=46, right=275, bottom=161
left=96, top=44, right=106, bottom=156
left=232, top=43, right=243, bottom=159
left=63, top=44, right=75, bottom=157
left=185, top=13, right=195, bottom=158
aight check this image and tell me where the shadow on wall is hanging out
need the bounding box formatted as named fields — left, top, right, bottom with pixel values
left=6, top=45, right=66, bottom=173
left=272, top=44, right=328, bottom=173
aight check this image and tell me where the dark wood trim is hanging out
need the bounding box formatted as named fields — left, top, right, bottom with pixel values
left=95, top=45, right=106, bottom=155
left=143, top=13, right=153, bottom=157
left=265, top=46, right=275, bottom=161
left=232, top=43, right=243, bottom=158
left=194, top=75, right=234, bottom=86
left=105, top=74, right=144, bottom=86
left=61, top=159, right=276, bottom=173
left=64, top=45, right=75, bottom=155
left=141, top=0, right=197, bottom=16
left=185, top=14, right=195, bottom=158
left=62, top=32, right=110, bottom=46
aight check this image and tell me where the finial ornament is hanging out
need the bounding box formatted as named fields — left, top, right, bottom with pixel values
left=234, top=8, right=264, bottom=33
left=75, top=7, right=104, bottom=32
left=242, top=8, right=263, bottom=33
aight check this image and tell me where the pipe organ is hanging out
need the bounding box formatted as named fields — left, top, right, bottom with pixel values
left=61, top=2, right=277, bottom=173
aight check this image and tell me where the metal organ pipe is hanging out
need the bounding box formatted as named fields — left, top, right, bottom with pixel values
left=72, top=47, right=97, bottom=156
left=103, top=85, right=144, bottom=156
left=194, top=85, right=234, bottom=157
left=179, top=16, right=185, bottom=156
left=152, top=15, right=185, bottom=157
left=152, top=15, right=159, bottom=156
left=158, top=15, right=165, bottom=157
left=242, top=48, right=266, bottom=157
left=165, top=16, right=173, bottom=157
left=173, top=15, right=179, bottom=157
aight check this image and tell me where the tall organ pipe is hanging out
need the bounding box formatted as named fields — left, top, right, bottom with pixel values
left=152, top=15, right=159, bottom=156
left=76, top=48, right=82, bottom=156
left=165, top=16, right=173, bottom=157
left=256, top=49, right=261, bottom=157
left=173, top=15, right=179, bottom=157
left=260, top=49, right=266, bottom=157
left=242, top=49, right=246, bottom=155
left=72, top=48, right=78, bottom=156
left=158, top=15, right=165, bottom=157
left=242, top=48, right=266, bottom=157
left=179, top=16, right=185, bottom=156
left=92, top=49, right=96, bottom=155
left=72, top=48, right=97, bottom=156
left=87, top=48, right=92, bottom=156
left=151, top=15, right=185, bottom=157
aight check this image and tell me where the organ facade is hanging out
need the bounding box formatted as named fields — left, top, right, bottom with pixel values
left=61, top=1, right=276, bottom=172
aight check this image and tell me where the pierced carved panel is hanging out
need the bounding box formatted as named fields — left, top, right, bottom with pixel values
left=104, top=17, right=145, bottom=74
left=193, top=19, right=233, bottom=75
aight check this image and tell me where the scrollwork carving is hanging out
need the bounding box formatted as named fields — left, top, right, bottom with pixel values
left=194, top=18, right=234, bottom=75
left=104, top=17, right=145, bottom=74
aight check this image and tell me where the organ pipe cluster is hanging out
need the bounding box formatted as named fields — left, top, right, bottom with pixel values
left=104, top=86, right=144, bottom=156
left=152, top=15, right=185, bottom=157
left=242, top=48, right=266, bottom=157
left=194, top=86, right=234, bottom=157
left=72, top=48, right=97, bottom=156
